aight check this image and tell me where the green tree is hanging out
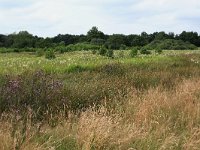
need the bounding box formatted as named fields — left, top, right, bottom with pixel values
left=178, top=31, right=200, bottom=47
left=154, top=31, right=168, bottom=40
left=12, top=31, right=35, bottom=48
left=87, top=26, right=105, bottom=41
left=90, top=38, right=105, bottom=46
left=106, top=34, right=125, bottom=50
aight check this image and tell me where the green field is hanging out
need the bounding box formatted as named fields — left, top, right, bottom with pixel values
left=1, top=50, right=200, bottom=74
left=1, top=50, right=200, bottom=150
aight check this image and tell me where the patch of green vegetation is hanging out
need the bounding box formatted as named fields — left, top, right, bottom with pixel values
left=45, top=49, right=56, bottom=59
left=145, top=39, right=198, bottom=50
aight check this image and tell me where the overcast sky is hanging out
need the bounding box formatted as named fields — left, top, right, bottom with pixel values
left=0, top=0, right=200, bottom=37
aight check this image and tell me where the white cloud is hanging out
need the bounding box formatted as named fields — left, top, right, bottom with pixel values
left=0, top=0, right=199, bottom=37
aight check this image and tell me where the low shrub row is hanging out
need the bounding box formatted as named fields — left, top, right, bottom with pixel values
left=144, top=39, right=197, bottom=50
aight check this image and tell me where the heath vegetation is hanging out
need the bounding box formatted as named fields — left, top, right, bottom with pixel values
left=0, top=49, right=200, bottom=149
left=0, top=27, right=200, bottom=149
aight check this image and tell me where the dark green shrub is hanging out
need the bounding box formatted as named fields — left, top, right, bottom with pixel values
left=106, top=49, right=114, bottom=58
left=120, top=44, right=126, bottom=50
left=36, top=49, right=44, bottom=57
left=92, top=49, right=97, bottom=54
left=66, top=43, right=100, bottom=51
left=45, top=49, right=56, bottom=59
left=13, top=48, right=21, bottom=52
left=59, top=46, right=66, bottom=53
left=118, top=50, right=125, bottom=58
left=133, top=46, right=142, bottom=50
left=146, top=39, right=197, bottom=50
left=130, top=49, right=138, bottom=57
left=140, top=48, right=151, bottom=55
left=0, top=48, right=14, bottom=53
left=155, top=48, right=163, bottom=54
left=156, top=49, right=162, bottom=54
left=90, top=38, right=105, bottom=46
left=24, top=48, right=35, bottom=52
left=98, top=46, right=107, bottom=56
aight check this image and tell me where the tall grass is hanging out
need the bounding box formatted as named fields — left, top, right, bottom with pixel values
left=0, top=51, right=200, bottom=149
left=1, top=78, right=200, bottom=149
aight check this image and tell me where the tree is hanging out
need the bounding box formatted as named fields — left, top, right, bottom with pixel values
left=131, top=35, right=144, bottom=47
left=168, top=32, right=175, bottom=39
left=106, top=34, right=125, bottom=50
left=90, top=38, right=105, bottom=46
left=0, top=34, right=6, bottom=47
left=11, top=31, right=36, bottom=48
left=126, top=34, right=137, bottom=47
left=52, top=34, right=79, bottom=45
left=87, top=26, right=105, bottom=41
left=140, top=32, right=150, bottom=46
left=35, top=38, right=53, bottom=48
left=154, top=31, right=169, bottom=41
left=177, top=31, right=200, bottom=47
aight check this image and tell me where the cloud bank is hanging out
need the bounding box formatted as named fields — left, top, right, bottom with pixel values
left=0, top=0, right=199, bottom=37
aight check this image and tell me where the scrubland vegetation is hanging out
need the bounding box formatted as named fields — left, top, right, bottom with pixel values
left=0, top=48, right=200, bottom=149
left=0, top=27, right=200, bottom=149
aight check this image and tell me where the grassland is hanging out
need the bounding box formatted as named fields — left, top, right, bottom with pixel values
left=0, top=50, right=200, bottom=150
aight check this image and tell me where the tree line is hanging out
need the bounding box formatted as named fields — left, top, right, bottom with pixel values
left=0, top=26, right=200, bottom=50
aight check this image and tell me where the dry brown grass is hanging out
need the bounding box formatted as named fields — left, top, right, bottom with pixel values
left=120, top=78, right=200, bottom=149
left=0, top=122, right=13, bottom=150
left=0, top=121, right=40, bottom=150
left=183, top=128, right=200, bottom=150
left=0, top=78, right=200, bottom=150
left=76, top=107, right=145, bottom=150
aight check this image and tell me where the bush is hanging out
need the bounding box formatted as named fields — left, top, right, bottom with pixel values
left=23, top=48, right=35, bottom=52
left=66, top=43, right=100, bottom=51
left=120, top=44, right=126, bottom=50
left=45, top=49, right=56, bottom=59
left=146, top=39, right=198, bottom=50
left=106, top=49, right=114, bottom=58
left=91, top=49, right=97, bottom=54
left=118, top=50, right=125, bottom=58
left=90, top=38, right=105, bottom=46
left=0, top=48, right=14, bottom=53
left=98, top=46, right=107, bottom=56
left=140, top=48, right=151, bottom=55
left=155, top=48, right=163, bottom=54
left=59, top=46, right=66, bottom=54
left=36, top=49, right=44, bottom=57
left=130, top=49, right=138, bottom=57
left=13, top=48, right=21, bottom=53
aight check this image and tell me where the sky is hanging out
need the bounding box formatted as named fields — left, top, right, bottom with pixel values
left=0, top=0, right=200, bottom=37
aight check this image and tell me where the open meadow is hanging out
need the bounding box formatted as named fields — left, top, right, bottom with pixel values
left=0, top=50, right=200, bottom=149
